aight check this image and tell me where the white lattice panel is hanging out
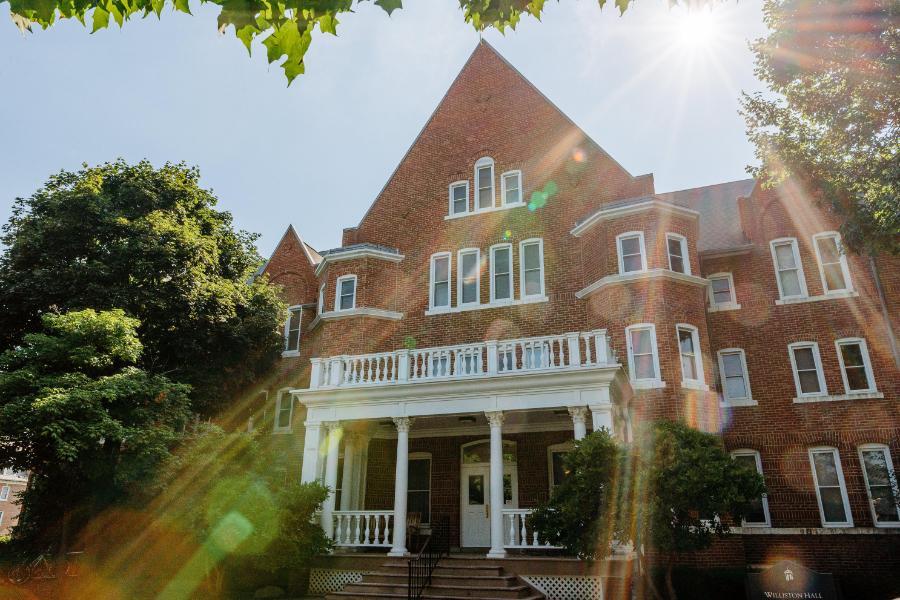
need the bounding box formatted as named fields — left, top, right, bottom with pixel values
left=522, top=575, right=605, bottom=600
left=308, top=568, right=370, bottom=595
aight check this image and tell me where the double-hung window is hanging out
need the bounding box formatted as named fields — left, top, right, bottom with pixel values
left=0, top=486, right=9, bottom=501
left=617, top=232, right=647, bottom=274
left=430, top=253, right=452, bottom=310
left=788, top=342, right=827, bottom=398
left=457, top=249, right=480, bottom=306
left=449, top=181, right=469, bottom=216
left=625, top=324, right=661, bottom=386
left=731, top=450, right=770, bottom=526
left=666, top=233, right=690, bottom=275
left=408, top=454, right=432, bottom=524
left=770, top=238, right=808, bottom=300
left=836, top=338, right=876, bottom=394
left=335, top=275, right=357, bottom=311
left=519, top=239, right=545, bottom=299
left=273, top=391, right=293, bottom=433
left=475, top=157, right=495, bottom=211
left=676, top=324, right=704, bottom=387
left=284, top=306, right=302, bottom=353
left=501, top=170, right=522, bottom=205
left=717, top=349, right=753, bottom=405
left=548, top=442, right=575, bottom=491
left=858, top=445, right=900, bottom=527
left=490, top=244, right=513, bottom=303
left=808, top=447, right=853, bottom=527
left=813, top=232, right=852, bottom=294
left=708, top=273, right=738, bottom=308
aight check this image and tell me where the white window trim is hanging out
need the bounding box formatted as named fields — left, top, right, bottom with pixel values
left=808, top=447, right=854, bottom=527
left=547, top=441, right=575, bottom=493
left=788, top=341, right=828, bottom=399
left=408, top=451, right=433, bottom=526
left=717, top=348, right=755, bottom=406
left=675, top=324, right=707, bottom=390
left=518, top=238, right=545, bottom=300
left=0, top=511, right=4, bottom=526
left=666, top=233, right=691, bottom=276
left=429, top=252, right=453, bottom=311
left=625, top=323, right=665, bottom=389
left=813, top=231, right=853, bottom=295
left=707, top=272, right=740, bottom=311
left=456, top=248, right=481, bottom=307
left=500, top=170, right=524, bottom=206
left=770, top=237, right=808, bottom=300
left=731, top=450, right=771, bottom=527
left=317, top=283, right=325, bottom=314
left=334, top=274, right=357, bottom=312
left=474, top=157, right=495, bottom=212
left=616, top=231, right=647, bottom=275
left=448, top=180, right=470, bottom=216
left=857, top=444, right=900, bottom=528
left=489, top=243, right=514, bottom=304
left=0, top=485, right=9, bottom=501
left=273, top=389, right=293, bottom=434
left=835, top=337, right=877, bottom=395
left=282, top=305, right=303, bottom=356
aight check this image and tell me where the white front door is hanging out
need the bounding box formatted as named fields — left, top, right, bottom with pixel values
left=460, top=464, right=518, bottom=548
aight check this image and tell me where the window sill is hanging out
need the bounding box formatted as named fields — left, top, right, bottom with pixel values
left=282, top=350, right=302, bottom=358
left=632, top=379, right=666, bottom=390
left=707, top=303, right=741, bottom=313
left=445, top=202, right=526, bottom=220
left=311, top=307, right=405, bottom=329
left=681, top=381, right=710, bottom=391
left=775, top=290, right=859, bottom=305
left=425, top=295, right=549, bottom=316
left=271, top=428, right=293, bottom=435
left=720, top=398, right=758, bottom=408
left=792, top=391, right=884, bottom=404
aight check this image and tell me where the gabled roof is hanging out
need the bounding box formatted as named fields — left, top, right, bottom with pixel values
left=658, top=179, right=756, bottom=252
left=256, top=225, right=320, bottom=282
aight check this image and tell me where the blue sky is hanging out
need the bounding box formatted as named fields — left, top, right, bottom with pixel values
left=0, top=0, right=768, bottom=256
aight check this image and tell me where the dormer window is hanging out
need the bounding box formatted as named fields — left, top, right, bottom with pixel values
left=335, top=275, right=357, bottom=312
left=666, top=233, right=690, bottom=275
left=501, top=170, right=522, bottom=205
left=449, top=181, right=469, bottom=216
left=475, top=157, right=495, bottom=211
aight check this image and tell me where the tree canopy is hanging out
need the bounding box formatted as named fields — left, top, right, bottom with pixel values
left=742, top=0, right=899, bottom=255
left=0, top=309, right=192, bottom=546
left=5, top=0, right=643, bottom=84
left=0, top=160, right=285, bottom=414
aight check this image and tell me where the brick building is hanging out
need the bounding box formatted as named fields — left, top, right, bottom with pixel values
left=0, top=469, right=27, bottom=537
left=258, top=42, right=900, bottom=598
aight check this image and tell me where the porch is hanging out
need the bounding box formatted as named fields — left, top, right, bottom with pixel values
left=293, top=329, right=631, bottom=560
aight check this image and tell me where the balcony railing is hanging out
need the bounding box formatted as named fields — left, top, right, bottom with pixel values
left=332, top=510, right=395, bottom=547
left=308, top=330, right=615, bottom=390
left=503, top=509, right=562, bottom=549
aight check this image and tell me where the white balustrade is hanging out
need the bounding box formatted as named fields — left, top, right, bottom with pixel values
left=332, top=511, right=394, bottom=547
left=308, top=330, right=617, bottom=389
left=502, top=509, right=562, bottom=550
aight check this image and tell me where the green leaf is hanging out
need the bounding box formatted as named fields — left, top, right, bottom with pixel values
left=317, top=12, right=336, bottom=35
left=173, top=0, right=190, bottom=14
left=91, top=5, right=109, bottom=30
left=374, top=0, right=401, bottom=16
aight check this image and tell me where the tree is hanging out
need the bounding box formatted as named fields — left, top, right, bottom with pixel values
left=530, top=429, right=626, bottom=559
left=742, top=0, right=899, bottom=255
left=0, top=309, right=192, bottom=548
left=631, top=421, right=766, bottom=600
left=5, top=0, right=644, bottom=84
left=0, top=160, right=285, bottom=414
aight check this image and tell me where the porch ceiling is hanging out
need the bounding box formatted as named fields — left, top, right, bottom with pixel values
left=357, top=409, right=576, bottom=439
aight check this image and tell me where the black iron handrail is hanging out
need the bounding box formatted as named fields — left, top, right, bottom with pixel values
left=407, top=515, right=449, bottom=600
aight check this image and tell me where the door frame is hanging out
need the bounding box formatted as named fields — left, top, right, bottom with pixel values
left=459, top=439, right=518, bottom=548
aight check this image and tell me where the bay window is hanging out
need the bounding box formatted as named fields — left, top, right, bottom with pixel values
left=335, top=275, right=357, bottom=312
left=666, top=233, right=690, bottom=275
left=617, top=232, right=647, bottom=274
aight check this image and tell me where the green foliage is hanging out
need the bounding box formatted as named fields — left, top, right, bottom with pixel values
left=742, top=0, right=899, bottom=255
left=530, top=429, right=625, bottom=559
left=4, top=0, right=647, bottom=84
left=0, top=309, right=192, bottom=546
left=0, top=160, right=285, bottom=414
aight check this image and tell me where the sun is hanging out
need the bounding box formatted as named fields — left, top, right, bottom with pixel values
left=673, top=8, right=721, bottom=50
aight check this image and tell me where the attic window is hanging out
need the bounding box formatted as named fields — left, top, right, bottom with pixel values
left=475, top=157, right=495, bottom=211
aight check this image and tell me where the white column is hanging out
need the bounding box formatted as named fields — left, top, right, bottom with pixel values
left=320, top=421, right=342, bottom=539
left=485, top=410, right=506, bottom=558
left=388, top=417, right=412, bottom=556
left=356, top=435, right=370, bottom=509
left=300, top=421, right=324, bottom=483
left=340, top=433, right=357, bottom=511
left=589, top=404, right=614, bottom=435
left=568, top=406, right=588, bottom=440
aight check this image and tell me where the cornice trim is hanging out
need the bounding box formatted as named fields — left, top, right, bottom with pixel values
left=314, top=248, right=405, bottom=276
left=575, top=269, right=709, bottom=299
left=572, top=200, right=700, bottom=237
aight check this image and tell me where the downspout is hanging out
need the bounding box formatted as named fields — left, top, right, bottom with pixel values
left=869, top=255, right=900, bottom=368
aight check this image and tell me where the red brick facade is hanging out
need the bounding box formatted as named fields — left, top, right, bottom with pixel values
left=259, top=42, right=900, bottom=595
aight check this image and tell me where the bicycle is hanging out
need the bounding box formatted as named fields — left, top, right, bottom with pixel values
left=7, top=549, right=84, bottom=584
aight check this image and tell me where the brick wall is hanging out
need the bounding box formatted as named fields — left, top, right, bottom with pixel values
left=0, top=479, right=26, bottom=536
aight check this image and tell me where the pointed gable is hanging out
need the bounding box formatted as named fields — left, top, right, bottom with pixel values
left=349, top=41, right=653, bottom=249
left=262, top=225, right=320, bottom=305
